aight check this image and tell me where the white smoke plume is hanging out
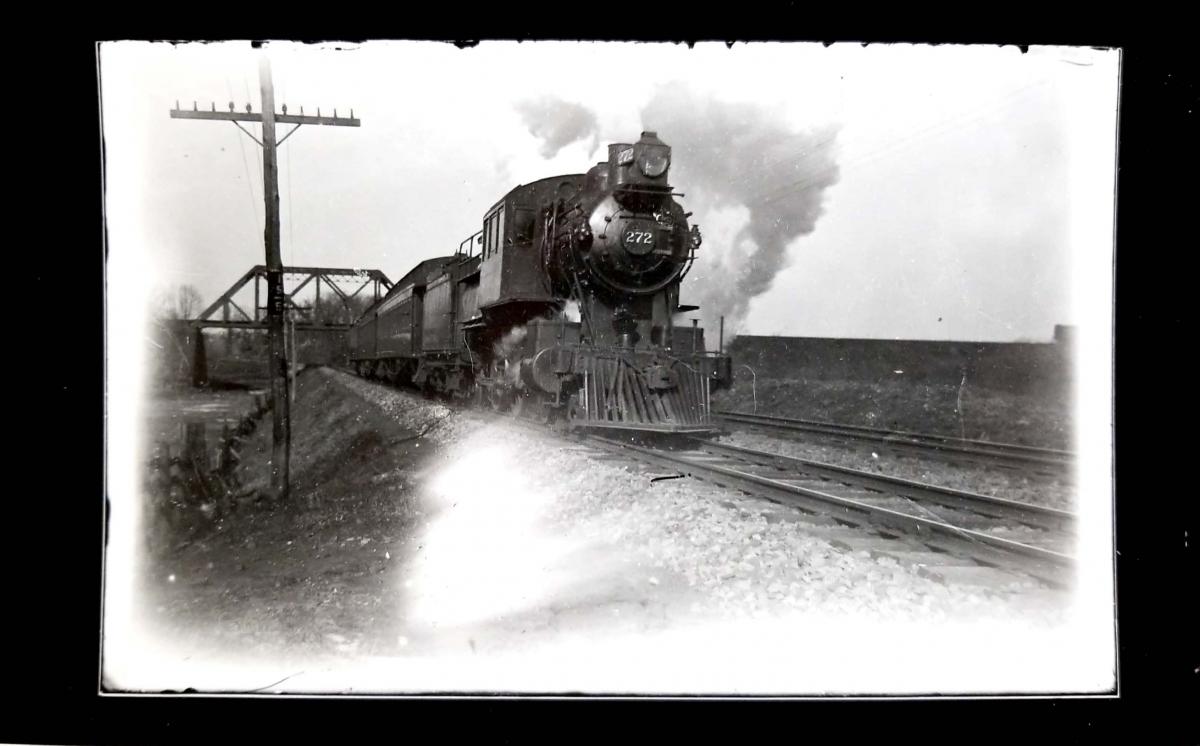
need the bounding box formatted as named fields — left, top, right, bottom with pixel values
left=641, top=85, right=841, bottom=341
left=515, top=96, right=601, bottom=159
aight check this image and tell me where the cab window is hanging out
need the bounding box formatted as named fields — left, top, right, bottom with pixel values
left=514, top=208, right=534, bottom=243
left=484, top=212, right=497, bottom=258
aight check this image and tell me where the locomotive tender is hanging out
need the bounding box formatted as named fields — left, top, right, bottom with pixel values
left=349, top=131, right=733, bottom=433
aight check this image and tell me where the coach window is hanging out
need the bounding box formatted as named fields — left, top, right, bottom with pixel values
left=482, top=220, right=491, bottom=259
left=497, top=207, right=506, bottom=249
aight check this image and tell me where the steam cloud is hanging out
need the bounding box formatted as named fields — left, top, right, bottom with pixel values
left=562, top=300, right=581, bottom=323
left=515, top=96, right=600, bottom=159
left=493, top=325, right=528, bottom=357
left=492, top=326, right=528, bottom=382
left=641, top=86, right=841, bottom=341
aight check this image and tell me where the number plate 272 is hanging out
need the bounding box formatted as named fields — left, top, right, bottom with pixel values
left=622, top=230, right=655, bottom=247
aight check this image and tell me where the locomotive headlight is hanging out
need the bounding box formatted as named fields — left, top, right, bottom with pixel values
left=638, top=147, right=671, bottom=178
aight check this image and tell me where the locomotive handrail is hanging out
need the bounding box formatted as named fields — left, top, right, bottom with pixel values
left=458, top=230, right=483, bottom=258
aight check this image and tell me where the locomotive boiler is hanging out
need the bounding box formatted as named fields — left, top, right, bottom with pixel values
left=350, top=131, right=733, bottom=433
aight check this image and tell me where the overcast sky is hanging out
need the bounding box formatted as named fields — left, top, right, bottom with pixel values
left=100, top=41, right=1119, bottom=342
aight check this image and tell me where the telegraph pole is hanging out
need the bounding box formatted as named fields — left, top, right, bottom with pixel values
left=259, top=57, right=290, bottom=500
left=171, top=53, right=360, bottom=500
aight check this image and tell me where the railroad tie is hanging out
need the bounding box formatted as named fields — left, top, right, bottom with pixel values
left=870, top=549, right=965, bottom=568
left=915, top=564, right=1031, bottom=588
left=825, top=535, right=886, bottom=553
left=802, top=527, right=882, bottom=552
left=866, top=549, right=1033, bottom=587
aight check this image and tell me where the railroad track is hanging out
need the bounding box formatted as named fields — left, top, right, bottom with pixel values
left=584, top=433, right=1077, bottom=588
left=715, top=410, right=1076, bottom=478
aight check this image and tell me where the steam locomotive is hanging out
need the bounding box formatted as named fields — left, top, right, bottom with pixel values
left=349, top=131, right=732, bottom=433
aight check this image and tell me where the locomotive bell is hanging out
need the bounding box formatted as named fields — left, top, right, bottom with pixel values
left=585, top=161, right=610, bottom=193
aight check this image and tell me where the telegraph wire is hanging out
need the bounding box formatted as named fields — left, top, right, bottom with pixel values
left=282, top=75, right=295, bottom=269
left=687, top=76, right=1050, bottom=207
left=750, top=77, right=1053, bottom=207
left=244, top=76, right=264, bottom=224
left=287, top=141, right=296, bottom=268
left=227, top=76, right=261, bottom=239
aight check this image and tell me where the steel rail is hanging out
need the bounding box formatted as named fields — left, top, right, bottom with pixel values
left=688, top=438, right=1077, bottom=534
left=715, top=410, right=1075, bottom=473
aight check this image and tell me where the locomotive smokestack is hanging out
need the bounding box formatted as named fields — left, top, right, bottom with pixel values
left=607, top=143, right=631, bottom=162
left=608, top=142, right=633, bottom=187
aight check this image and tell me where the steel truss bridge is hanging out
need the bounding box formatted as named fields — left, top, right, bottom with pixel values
left=189, top=265, right=393, bottom=332
left=183, top=265, right=392, bottom=386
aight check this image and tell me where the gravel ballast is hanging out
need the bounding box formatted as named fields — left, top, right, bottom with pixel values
left=329, top=371, right=1106, bottom=694
left=340, top=370, right=1061, bottom=621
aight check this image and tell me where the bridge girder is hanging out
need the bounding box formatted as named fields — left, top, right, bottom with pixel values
left=188, top=265, right=393, bottom=330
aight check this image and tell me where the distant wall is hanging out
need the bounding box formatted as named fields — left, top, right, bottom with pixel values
left=727, top=335, right=1074, bottom=396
